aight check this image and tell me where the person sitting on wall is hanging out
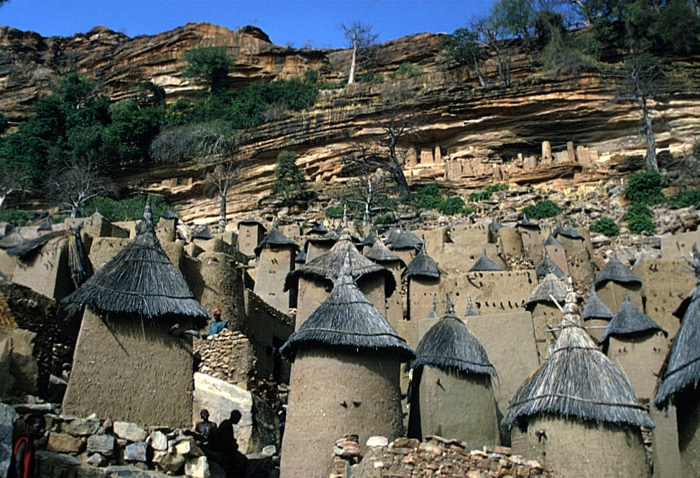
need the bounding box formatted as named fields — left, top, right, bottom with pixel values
left=208, top=309, right=228, bottom=337
left=194, top=409, right=217, bottom=447
left=9, top=413, right=46, bottom=478
left=217, top=409, right=249, bottom=474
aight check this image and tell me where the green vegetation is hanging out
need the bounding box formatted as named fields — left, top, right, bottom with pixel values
left=0, top=208, right=32, bottom=226
left=669, top=189, right=700, bottom=208
left=359, top=72, right=384, bottom=84
left=325, top=206, right=344, bottom=218
left=589, top=217, right=620, bottom=237
left=407, top=184, right=473, bottom=216
left=182, top=46, right=233, bottom=93
left=624, top=171, right=665, bottom=205
left=272, top=151, right=310, bottom=206
left=522, top=200, right=562, bottom=219
left=374, top=213, right=396, bottom=225
left=396, top=62, right=423, bottom=78
left=468, top=183, right=509, bottom=202
left=83, top=194, right=170, bottom=223
left=623, top=202, right=656, bottom=234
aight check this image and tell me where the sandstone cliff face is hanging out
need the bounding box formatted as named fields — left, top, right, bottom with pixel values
left=1, top=23, right=699, bottom=222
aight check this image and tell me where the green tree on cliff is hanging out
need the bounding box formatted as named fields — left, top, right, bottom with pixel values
left=272, top=151, right=309, bottom=207
left=182, top=46, right=233, bottom=94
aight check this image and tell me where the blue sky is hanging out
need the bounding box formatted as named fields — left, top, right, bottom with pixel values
left=0, top=0, right=495, bottom=48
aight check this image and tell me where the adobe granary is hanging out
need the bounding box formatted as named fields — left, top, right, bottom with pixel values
left=581, top=284, right=614, bottom=342
left=408, top=297, right=499, bottom=449
left=388, top=226, right=424, bottom=267
left=253, top=219, right=299, bottom=313
left=594, top=253, right=644, bottom=313
left=285, top=227, right=395, bottom=328
left=365, top=239, right=406, bottom=337
left=303, top=229, right=338, bottom=262
left=504, top=284, right=653, bottom=477
left=655, top=245, right=700, bottom=476
left=236, top=218, right=266, bottom=257
left=61, top=199, right=210, bottom=428
left=404, top=245, right=442, bottom=321
left=523, top=272, right=568, bottom=361
left=599, top=294, right=667, bottom=401
left=279, top=255, right=414, bottom=478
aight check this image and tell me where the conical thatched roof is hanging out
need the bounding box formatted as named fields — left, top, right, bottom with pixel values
left=599, top=295, right=666, bottom=344
left=294, top=249, right=307, bottom=264
left=238, top=218, right=266, bottom=228
left=360, top=229, right=378, bottom=247
left=536, top=249, right=565, bottom=279
left=384, top=228, right=400, bottom=246
left=553, top=222, right=584, bottom=240
left=0, top=231, right=25, bottom=250
left=305, top=224, right=328, bottom=236
left=593, top=254, right=642, bottom=287
left=524, top=273, right=568, bottom=309
left=365, top=240, right=405, bottom=266
left=403, top=246, right=441, bottom=280
left=502, top=285, right=654, bottom=433
left=254, top=223, right=299, bottom=256
left=544, top=234, right=564, bottom=248
left=37, top=218, right=52, bottom=232
left=285, top=229, right=395, bottom=295
left=280, top=254, right=414, bottom=362
left=655, top=246, right=700, bottom=407
left=160, top=209, right=179, bottom=220
left=489, top=217, right=503, bottom=233
left=465, top=295, right=479, bottom=317
left=7, top=228, right=93, bottom=289
left=389, top=228, right=423, bottom=251
left=469, top=248, right=503, bottom=272
left=192, top=225, right=213, bottom=240
left=61, top=199, right=209, bottom=325
left=411, top=299, right=496, bottom=376
left=427, top=295, right=440, bottom=319
left=517, top=215, right=540, bottom=230
left=303, top=230, right=339, bottom=251
left=582, top=285, right=614, bottom=321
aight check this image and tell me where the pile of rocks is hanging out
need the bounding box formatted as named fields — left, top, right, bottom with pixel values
left=193, top=329, right=258, bottom=392
left=333, top=435, right=552, bottom=478
left=38, top=413, right=219, bottom=477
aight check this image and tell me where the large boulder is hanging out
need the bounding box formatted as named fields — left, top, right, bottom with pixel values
left=0, top=327, right=39, bottom=396
left=0, top=403, right=18, bottom=478
left=192, top=372, right=277, bottom=454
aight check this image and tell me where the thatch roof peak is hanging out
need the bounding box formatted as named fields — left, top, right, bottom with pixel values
left=465, top=295, right=479, bottom=317
left=389, top=228, right=424, bottom=251
left=365, top=240, right=404, bottom=265
left=427, top=295, right=439, bottom=319
left=280, top=255, right=414, bottom=362
left=489, top=217, right=503, bottom=233
left=536, top=249, right=565, bottom=279
left=582, top=285, right=614, bottom=321
left=294, top=249, right=307, bottom=264
left=404, top=246, right=441, bottom=280
left=554, top=221, right=584, bottom=240
left=305, top=223, right=328, bottom=236
left=524, top=273, right=568, bottom=309
left=254, top=223, right=299, bottom=256
left=655, top=247, right=700, bottom=407
left=160, top=209, right=178, bottom=220
left=360, top=229, right=378, bottom=247
left=469, top=248, right=503, bottom=273
left=192, top=225, right=213, bottom=241
left=286, top=231, right=396, bottom=295
left=599, top=295, right=666, bottom=344
left=503, top=283, right=654, bottom=433
left=384, top=228, right=400, bottom=246
left=37, top=218, right=52, bottom=232
left=594, top=253, right=642, bottom=288
left=0, top=231, right=25, bottom=250
left=411, top=301, right=496, bottom=377
left=517, top=214, right=540, bottom=230
left=544, top=234, right=564, bottom=248
left=61, top=210, right=209, bottom=325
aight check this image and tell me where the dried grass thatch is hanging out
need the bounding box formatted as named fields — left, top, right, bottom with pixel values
left=360, top=229, right=378, bottom=248
left=0, top=231, right=25, bottom=250
left=524, top=273, right=568, bottom=309
left=305, top=224, right=328, bottom=236
left=655, top=246, right=700, bottom=408
left=192, top=225, right=213, bottom=240
left=37, top=218, right=52, bottom=232
left=389, top=228, right=424, bottom=251
left=61, top=199, right=209, bottom=325
left=553, top=221, right=584, bottom=240
left=465, top=295, right=479, bottom=317
left=7, top=228, right=93, bottom=288
left=536, top=249, right=565, bottom=279
left=593, top=253, right=642, bottom=288
left=469, top=248, right=503, bottom=273
left=254, top=223, right=299, bottom=257
left=517, top=215, right=540, bottom=230
left=411, top=299, right=496, bottom=376
left=294, top=249, right=307, bottom=264
left=302, top=231, right=339, bottom=252
left=384, top=228, right=400, bottom=246
left=286, top=229, right=396, bottom=295
left=160, top=209, right=179, bottom=220
left=280, top=254, right=414, bottom=362
left=489, top=217, right=504, bottom=233
left=582, top=285, right=614, bottom=321
left=427, top=295, right=439, bottom=319
left=544, top=234, right=564, bottom=248
left=599, top=295, right=666, bottom=344
left=365, top=241, right=405, bottom=266
left=503, top=285, right=654, bottom=433
left=404, top=246, right=441, bottom=280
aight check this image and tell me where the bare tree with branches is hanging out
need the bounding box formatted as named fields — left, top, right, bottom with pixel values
left=0, top=165, right=28, bottom=210
left=48, top=156, right=114, bottom=218
left=340, top=21, right=379, bottom=85
left=471, top=16, right=512, bottom=86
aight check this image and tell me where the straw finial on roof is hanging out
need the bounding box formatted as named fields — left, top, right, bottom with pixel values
left=465, top=295, right=479, bottom=318
left=144, top=196, right=152, bottom=224
left=655, top=245, right=700, bottom=407
left=427, top=294, right=439, bottom=319
left=469, top=247, right=503, bottom=272
left=582, top=284, right=614, bottom=321
left=593, top=253, right=642, bottom=288
left=503, top=281, right=654, bottom=433
left=411, top=297, right=496, bottom=376
left=280, top=253, right=414, bottom=362
left=599, top=293, right=666, bottom=344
